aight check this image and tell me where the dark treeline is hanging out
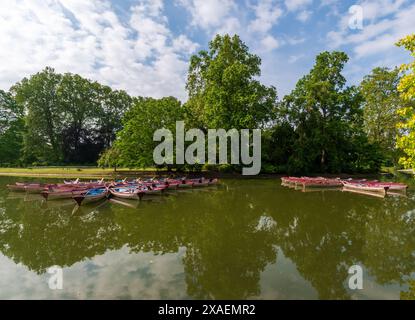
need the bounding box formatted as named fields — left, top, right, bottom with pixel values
left=1, top=67, right=132, bottom=166
left=0, top=34, right=411, bottom=174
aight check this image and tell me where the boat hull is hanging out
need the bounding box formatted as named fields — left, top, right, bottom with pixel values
left=109, top=188, right=143, bottom=200
left=42, top=189, right=86, bottom=200
left=343, top=183, right=388, bottom=194
left=73, top=190, right=108, bottom=205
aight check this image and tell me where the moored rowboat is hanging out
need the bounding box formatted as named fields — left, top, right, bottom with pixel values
left=41, top=189, right=87, bottom=200
left=109, top=187, right=144, bottom=200
left=73, top=188, right=108, bottom=205
left=342, top=182, right=389, bottom=194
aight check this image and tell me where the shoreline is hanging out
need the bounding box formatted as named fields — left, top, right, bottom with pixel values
left=0, top=168, right=384, bottom=179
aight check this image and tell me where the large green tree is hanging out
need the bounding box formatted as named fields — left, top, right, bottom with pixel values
left=11, top=67, right=132, bottom=165
left=281, top=51, right=381, bottom=173
left=12, top=67, right=63, bottom=164
left=396, top=34, right=415, bottom=169
left=0, top=90, right=24, bottom=165
left=360, top=67, right=402, bottom=165
left=109, top=97, right=184, bottom=168
left=185, top=34, right=277, bottom=130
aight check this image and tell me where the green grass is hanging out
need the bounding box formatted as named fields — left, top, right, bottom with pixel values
left=0, top=167, right=162, bottom=178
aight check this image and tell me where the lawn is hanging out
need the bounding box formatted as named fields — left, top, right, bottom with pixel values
left=0, top=167, right=163, bottom=178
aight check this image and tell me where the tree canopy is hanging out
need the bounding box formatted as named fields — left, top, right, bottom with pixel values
left=185, top=34, right=277, bottom=130
left=10, top=67, right=132, bottom=165
left=396, top=34, right=415, bottom=169
left=110, top=97, right=184, bottom=168
left=276, top=51, right=381, bottom=173
left=0, top=90, right=24, bottom=165
left=360, top=67, right=402, bottom=165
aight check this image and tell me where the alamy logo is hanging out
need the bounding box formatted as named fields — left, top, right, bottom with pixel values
left=348, top=265, right=363, bottom=290
left=348, top=5, right=363, bottom=30
left=47, top=266, right=63, bottom=290
left=153, top=121, right=261, bottom=175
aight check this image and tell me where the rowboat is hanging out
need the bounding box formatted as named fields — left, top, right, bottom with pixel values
left=368, top=182, right=407, bottom=192
left=7, top=182, right=54, bottom=193
left=41, top=188, right=87, bottom=200
left=341, top=180, right=407, bottom=192
left=139, top=185, right=166, bottom=195
left=109, top=187, right=144, bottom=200
left=281, top=177, right=343, bottom=188
left=192, top=180, right=210, bottom=187
left=342, top=181, right=389, bottom=194
left=301, top=180, right=343, bottom=188
left=73, top=188, right=108, bottom=205
left=6, top=184, right=26, bottom=192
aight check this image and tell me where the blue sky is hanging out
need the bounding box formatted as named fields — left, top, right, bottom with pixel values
left=0, top=0, right=413, bottom=101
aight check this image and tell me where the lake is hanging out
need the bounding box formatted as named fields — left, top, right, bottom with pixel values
left=0, top=176, right=414, bottom=299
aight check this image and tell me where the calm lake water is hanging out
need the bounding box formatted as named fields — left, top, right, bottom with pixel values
left=0, top=176, right=414, bottom=300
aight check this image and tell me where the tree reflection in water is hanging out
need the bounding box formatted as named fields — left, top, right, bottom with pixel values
left=0, top=178, right=414, bottom=299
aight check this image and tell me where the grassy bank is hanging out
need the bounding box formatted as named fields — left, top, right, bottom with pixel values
left=0, top=167, right=162, bottom=179
left=0, top=166, right=388, bottom=180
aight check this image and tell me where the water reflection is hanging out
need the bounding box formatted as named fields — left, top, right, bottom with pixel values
left=0, top=177, right=414, bottom=299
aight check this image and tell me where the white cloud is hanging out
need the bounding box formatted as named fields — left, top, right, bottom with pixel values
left=296, top=10, right=312, bottom=22
left=327, top=0, right=415, bottom=59
left=359, top=0, right=406, bottom=21
left=286, top=36, right=306, bottom=45
left=260, top=35, right=280, bottom=51
left=0, top=0, right=199, bottom=101
left=248, top=0, right=283, bottom=34
left=285, top=0, right=313, bottom=12
left=177, top=0, right=236, bottom=32
left=288, top=54, right=305, bottom=63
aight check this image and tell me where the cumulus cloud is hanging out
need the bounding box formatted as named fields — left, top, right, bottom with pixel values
left=248, top=0, right=283, bottom=34
left=296, top=10, right=312, bottom=22
left=0, top=0, right=198, bottom=101
left=285, top=0, right=313, bottom=11
left=327, top=0, right=415, bottom=58
left=260, top=35, right=280, bottom=51
left=176, top=0, right=237, bottom=32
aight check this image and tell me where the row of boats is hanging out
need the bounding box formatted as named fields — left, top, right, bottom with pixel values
left=6, top=177, right=219, bottom=205
left=281, top=176, right=408, bottom=197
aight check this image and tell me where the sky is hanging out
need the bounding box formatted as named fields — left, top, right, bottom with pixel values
left=0, top=0, right=414, bottom=101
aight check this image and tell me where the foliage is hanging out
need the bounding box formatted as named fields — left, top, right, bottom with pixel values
left=401, top=280, right=415, bottom=300
left=12, top=67, right=63, bottom=163
left=279, top=51, right=382, bottom=173
left=360, top=67, right=403, bottom=165
left=111, top=97, right=184, bottom=168
left=97, top=145, right=121, bottom=171
left=0, top=90, right=24, bottom=165
left=11, top=67, right=132, bottom=165
left=185, top=34, right=277, bottom=130
left=396, top=34, right=415, bottom=169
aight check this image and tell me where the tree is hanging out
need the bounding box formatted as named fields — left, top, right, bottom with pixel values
left=57, top=73, right=101, bottom=163
left=281, top=51, right=381, bottom=173
left=95, top=87, right=132, bottom=149
left=11, top=67, right=133, bottom=165
left=12, top=67, right=63, bottom=164
left=185, top=34, right=277, bottom=130
left=111, top=97, right=184, bottom=168
left=0, top=90, right=24, bottom=165
left=396, top=34, right=415, bottom=169
left=360, top=67, right=403, bottom=165
left=97, top=145, right=121, bottom=171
